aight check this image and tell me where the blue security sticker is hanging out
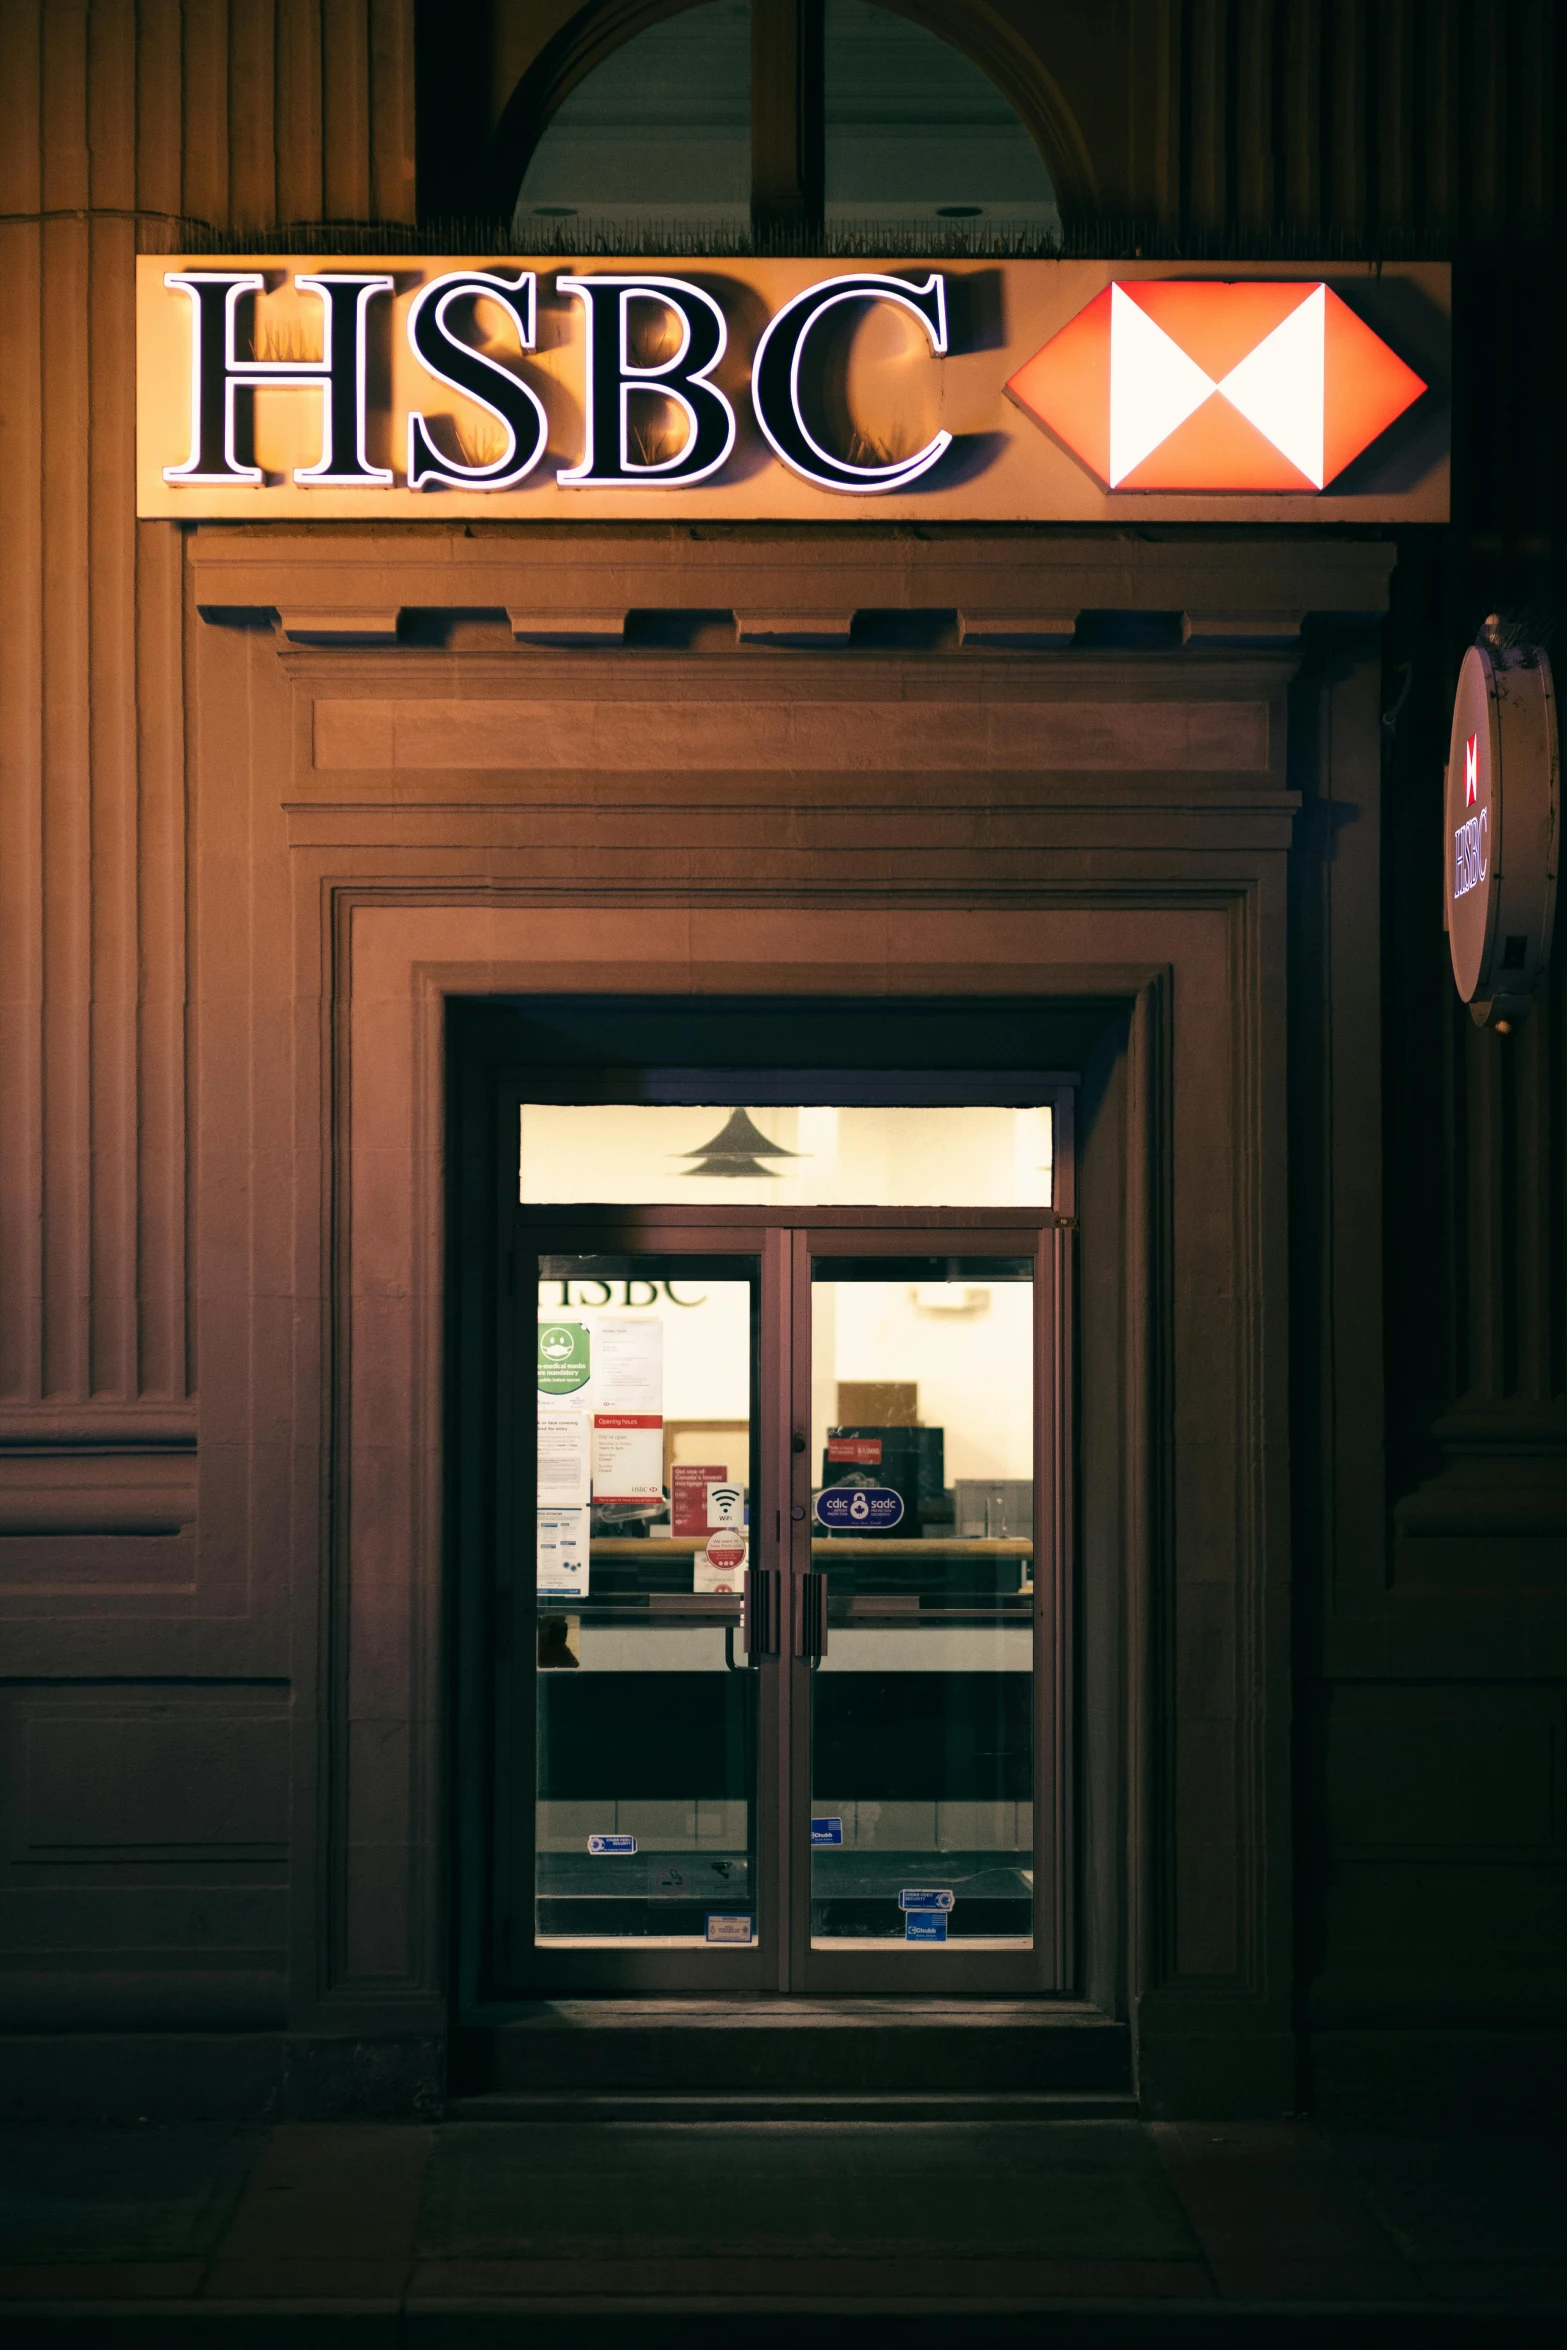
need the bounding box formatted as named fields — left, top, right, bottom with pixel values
left=898, top=1887, right=955, bottom=1911
left=706, top=1914, right=753, bottom=1943
left=814, top=1485, right=905, bottom=1531
left=811, top=1816, right=844, bottom=1846
left=587, top=1833, right=637, bottom=1856
left=906, top=1910, right=947, bottom=1942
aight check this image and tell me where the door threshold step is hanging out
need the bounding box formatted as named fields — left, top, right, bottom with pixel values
left=447, top=2089, right=1138, bottom=2123
left=470, top=2001, right=1132, bottom=2098
left=492, top=1998, right=1115, bottom=2026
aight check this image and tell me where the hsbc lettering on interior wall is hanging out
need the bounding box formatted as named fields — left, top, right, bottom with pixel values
left=137, top=258, right=1449, bottom=525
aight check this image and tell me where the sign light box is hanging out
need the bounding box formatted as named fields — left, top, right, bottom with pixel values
left=136, top=256, right=1449, bottom=524
left=1446, top=635, right=1559, bottom=1031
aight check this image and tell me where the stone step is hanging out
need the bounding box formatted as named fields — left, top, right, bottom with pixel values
left=449, top=2087, right=1138, bottom=2123
left=465, top=1999, right=1132, bottom=2099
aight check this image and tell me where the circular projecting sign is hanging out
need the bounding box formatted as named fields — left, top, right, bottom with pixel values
left=1445, top=633, right=1559, bottom=1028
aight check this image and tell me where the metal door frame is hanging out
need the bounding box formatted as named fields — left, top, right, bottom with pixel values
left=493, top=1117, right=1076, bottom=1997
left=786, top=1219, right=1067, bottom=1995
left=495, top=1218, right=787, bottom=1993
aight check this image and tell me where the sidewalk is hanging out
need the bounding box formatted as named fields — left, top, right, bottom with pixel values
left=0, top=2116, right=1562, bottom=2342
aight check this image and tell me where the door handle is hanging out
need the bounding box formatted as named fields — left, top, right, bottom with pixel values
left=742, top=1566, right=780, bottom=1659
left=795, top=1571, right=829, bottom=1661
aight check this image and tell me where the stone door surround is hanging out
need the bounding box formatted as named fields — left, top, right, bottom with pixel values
left=165, top=528, right=1392, bottom=2111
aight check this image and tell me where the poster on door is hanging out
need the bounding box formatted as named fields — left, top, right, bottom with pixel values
left=694, top=1524, right=748, bottom=1596
left=536, top=1412, right=590, bottom=1595
left=592, top=1318, right=664, bottom=1501
left=537, top=1410, right=591, bottom=1510
left=671, top=1463, right=728, bottom=1537
left=537, top=1319, right=591, bottom=1398
left=536, top=1507, right=589, bottom=1598
left=537, top=1323, right=593, bottom=1595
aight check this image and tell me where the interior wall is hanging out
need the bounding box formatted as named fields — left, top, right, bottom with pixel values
left=531, top=1266, right=1031, bottom=1482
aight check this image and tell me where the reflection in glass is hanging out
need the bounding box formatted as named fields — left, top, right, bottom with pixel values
left=505, top=0, right=1059, bottom=255
left=533, top=1255, right=760, bottom=1945
left=825, top=0, right=1060, bottom=244
left=808, top=1257, right=1035, bottom=1948
left=512, top=2, right=750, bottom=242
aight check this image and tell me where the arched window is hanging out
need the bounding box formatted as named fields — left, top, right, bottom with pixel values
left=509, top=0, right=1059, bottom=249
left=824, top=2, right=1057, bottom=239
left=514, top=3, right=753, bottom=240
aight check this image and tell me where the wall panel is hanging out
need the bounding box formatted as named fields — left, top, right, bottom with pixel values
left=0, top=1683, right=290, bottom=2029
left=0, top=8, right=46, bottom=1408
left=0, top=0, right=418, bottom=2048
left=0, top=0, right=417, bottom=1456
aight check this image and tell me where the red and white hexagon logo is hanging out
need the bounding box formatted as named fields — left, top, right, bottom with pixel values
left=1006, top=280, right=1425, bottom=492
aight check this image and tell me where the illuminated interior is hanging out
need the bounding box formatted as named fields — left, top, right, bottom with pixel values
left=529, top=1085, right=1043, bottom=1952
left=519, top=1101, right=1053, bottom=1208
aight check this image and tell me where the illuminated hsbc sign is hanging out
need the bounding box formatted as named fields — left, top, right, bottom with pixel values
left=136, top=256, right=1448, bottom=523
left=751, top=272, right=951, bottom=492
left=1445, top=633, right=1559, bottom=1031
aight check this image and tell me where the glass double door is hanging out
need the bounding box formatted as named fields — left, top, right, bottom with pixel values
left=505, top=1217, right=1063, bottom=1994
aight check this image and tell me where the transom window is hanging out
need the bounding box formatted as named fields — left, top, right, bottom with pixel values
left=507, top=0, right=1059, bottom=250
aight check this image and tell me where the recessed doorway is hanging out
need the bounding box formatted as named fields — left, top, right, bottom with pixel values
left=485, top=1077, right=1074, bottom=1997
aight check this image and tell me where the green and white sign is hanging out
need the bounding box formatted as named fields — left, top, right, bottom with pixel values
left=538, top=1320, right=590, bottom=1396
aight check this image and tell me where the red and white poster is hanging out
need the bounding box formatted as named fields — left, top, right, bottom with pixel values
left=694, top=1524, right=748, bottom=1597
left=591, top=1318, right=664, bottom=1501
left=827, top=1436, right=882, bottom=1465
left=672, top=1463, right=728, bottom=1537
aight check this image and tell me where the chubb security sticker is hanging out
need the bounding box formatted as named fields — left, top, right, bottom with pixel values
left=587, top=1833, right=637, bottom=1856
left=706, top=1914, right=753, bottom=1943
left=906, top=1910, right=947, bottom=1943
left=811, top=1817, right=844, bottom=1846
left=898, top=1887, right=955, bottom=1911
